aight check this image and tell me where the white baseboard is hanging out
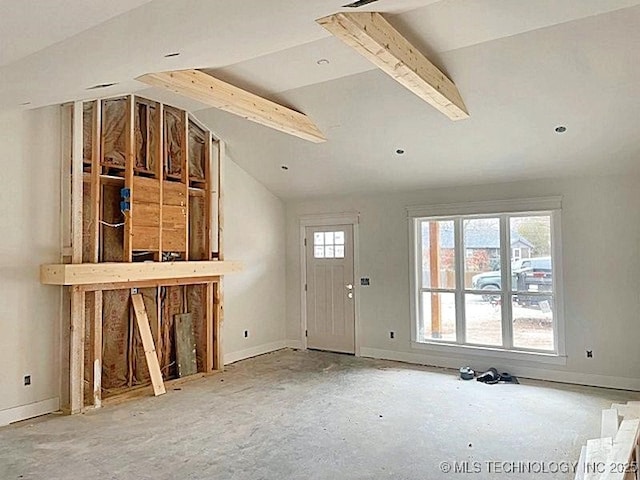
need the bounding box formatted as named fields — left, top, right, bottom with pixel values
left=0, top=397, right=60, bottom=427
left=224, top=340, right=288, bottom=365
left=360, top=347, right=640, bottom=392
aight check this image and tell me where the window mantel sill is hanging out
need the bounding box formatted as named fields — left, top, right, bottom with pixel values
left=411, top=341, right=567, bottom=366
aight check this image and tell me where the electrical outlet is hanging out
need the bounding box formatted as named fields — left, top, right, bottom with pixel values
left=244, top=330, right=249, bottom=338
left=389, top=331, right=395, bottom=339
left=586, top=350, right=593, bottom=358
left=131, top=287, right=139, bottom=295
left=24, top=375, right=31, bottom=386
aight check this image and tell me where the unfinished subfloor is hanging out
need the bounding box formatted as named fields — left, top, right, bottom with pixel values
left=2, top=349, right=639, bottom=480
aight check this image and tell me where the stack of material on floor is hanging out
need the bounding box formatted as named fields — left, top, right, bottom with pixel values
left=574, top=402, right=640, bottom=480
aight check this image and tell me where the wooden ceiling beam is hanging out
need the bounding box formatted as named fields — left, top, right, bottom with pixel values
left=317, top=12, right=469, bottom=121
left=136, top=69, right=326, bottom=143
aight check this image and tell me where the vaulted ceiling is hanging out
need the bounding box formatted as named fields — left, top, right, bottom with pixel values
left=2, top=0, right=639, bottom=199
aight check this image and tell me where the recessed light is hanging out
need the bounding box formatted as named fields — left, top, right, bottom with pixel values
left=281, top=165, right=289, bottom=171
left=555, top=126, right=567, bottom=133
left=87, top=82, right=118, bottom=90
left=164, top=52, right=180, bottom=58
left=316, top=59, right=330, bottom=65
left=396, top=149, right=405, bottom=155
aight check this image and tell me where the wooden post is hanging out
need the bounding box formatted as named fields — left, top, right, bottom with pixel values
left=182, top=110, right=189, bottom=260
left=205, top=282, right=214, bottom=371
left=213, top=281, right=224, bottom=370
left=429, top=222, right=441, bottom=338
left=92, top=290, right=103, bottom=408
left=123, top=95, right=134, bottom=262
left=70, top=286, right=85, bottom=413
left=90, top=100, right=101, bottom=262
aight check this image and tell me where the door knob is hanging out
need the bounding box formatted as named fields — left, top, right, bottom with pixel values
left=347, top=292, right=353, bottom=299
left=346, top=284, right=353, bottom=290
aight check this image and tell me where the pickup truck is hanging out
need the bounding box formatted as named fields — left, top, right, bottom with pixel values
left=471, top=257, right=553, bottom=305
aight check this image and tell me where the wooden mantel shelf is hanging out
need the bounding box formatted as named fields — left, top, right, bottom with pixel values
left=40, top=260, right=243, bottom=286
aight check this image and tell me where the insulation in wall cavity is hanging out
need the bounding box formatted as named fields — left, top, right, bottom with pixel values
left=102, top=185, right=124, bottom=262
left=102, top=289, right=130, bottom=392
left=83, top=293, right=95, bottom=406
left=188, top=122, right=206, bottom=181
left=82, top=188, right=94, bottom=263
left=187, top=284, right=207, bottom=372
left=131, top=288, right=157, bottom=385
left=102, top=98, right=127, bottom=170
left=160, top=286, right=184, bottom=379
left=134, top=102, right=148, bottom=172
left=164, top=107, right=184, bottom=179
left=149, top=105, right=159, bottom=175
left=83, top=102, right=94, bottom=169
left=189, top=195, right=207, bottom=260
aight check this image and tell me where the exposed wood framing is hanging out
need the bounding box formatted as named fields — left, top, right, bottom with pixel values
left=206, top=282, right=214, bottom=372
left=92, top=290, right=103, bottom=408
left=218, top=141, right=225, bottom=261
left=52, top=94, right=237, bottom=413
left=214, top=280, right=224, bottom=370
left=41, top=260, right=241, bottom=286
left=136, top=69, right=327, bottom=143
left=70, top=287, right=85, bottom=413
left=123, top=96, right=135, bottom=262
left=131, top=294, right=166, bottom=396
left=71, top=102, right=84, bottom=263
left=90, top=100, right=101, bottom=262
left=316, top=12, right=469, bottom=121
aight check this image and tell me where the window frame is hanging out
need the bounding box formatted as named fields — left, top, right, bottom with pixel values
left=407, top=197, right=566, bottom=363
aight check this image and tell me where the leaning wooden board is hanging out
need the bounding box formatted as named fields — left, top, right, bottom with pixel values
left=131, top=293, right=166, bottom=396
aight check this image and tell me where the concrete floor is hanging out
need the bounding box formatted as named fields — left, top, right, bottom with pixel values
left=1, top=349, right=639, bottom=480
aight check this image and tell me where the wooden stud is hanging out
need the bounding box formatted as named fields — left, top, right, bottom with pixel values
left=136, top=70, right=326, bottom=143
left=71, top=101, right=84, bottom=264
left=602, top=408, right=621, bottom=440
left=183, top=110, right=189, bottom=260
left=123, top=95, right=135, bottom=262
left=92, top=290, right=103, bottom=408
left=70, top=286, right=85, bottom=414
left=574, top=445, right=586, bottom=480
left=585, top=437, right=612, bottom=480
left=213, top=281, right=224, bottom=370
left=205, top=282, right=214, bottom=372
left=204, top=130, right=212, bottom=259
left=601, top=419, right=640, bottom=480
left=131, top=293, right=166, bottom=396
left=317, top=12, right=469, bottom=121
left=218, top=141, right=225, bottom=261
left=90, top=100, right=101, bottom=262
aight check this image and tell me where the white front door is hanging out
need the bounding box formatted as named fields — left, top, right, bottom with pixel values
left=305, top=225, right=355, bottom=354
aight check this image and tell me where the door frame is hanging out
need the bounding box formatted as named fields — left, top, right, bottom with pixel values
left=299, top=212, right=361, bottom=356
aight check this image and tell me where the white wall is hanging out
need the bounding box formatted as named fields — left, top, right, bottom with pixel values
left=285, top=174, right=640, bottom=390
left=0, top=107, right=62, bottom=425
left=223, top=158, right=287, bottom=364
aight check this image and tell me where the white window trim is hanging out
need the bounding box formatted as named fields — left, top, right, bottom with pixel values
left=407, top=197, right=566, bottom=362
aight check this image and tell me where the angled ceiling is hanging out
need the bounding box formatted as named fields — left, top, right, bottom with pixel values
left=1, top=0, right=639, bottom=199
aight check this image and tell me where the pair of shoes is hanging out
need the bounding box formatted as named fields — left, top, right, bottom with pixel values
left=476, top=367, right=500, bottom=384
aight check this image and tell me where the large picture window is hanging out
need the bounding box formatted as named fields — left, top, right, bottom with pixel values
left=410, top=202, right=562, bottom=356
